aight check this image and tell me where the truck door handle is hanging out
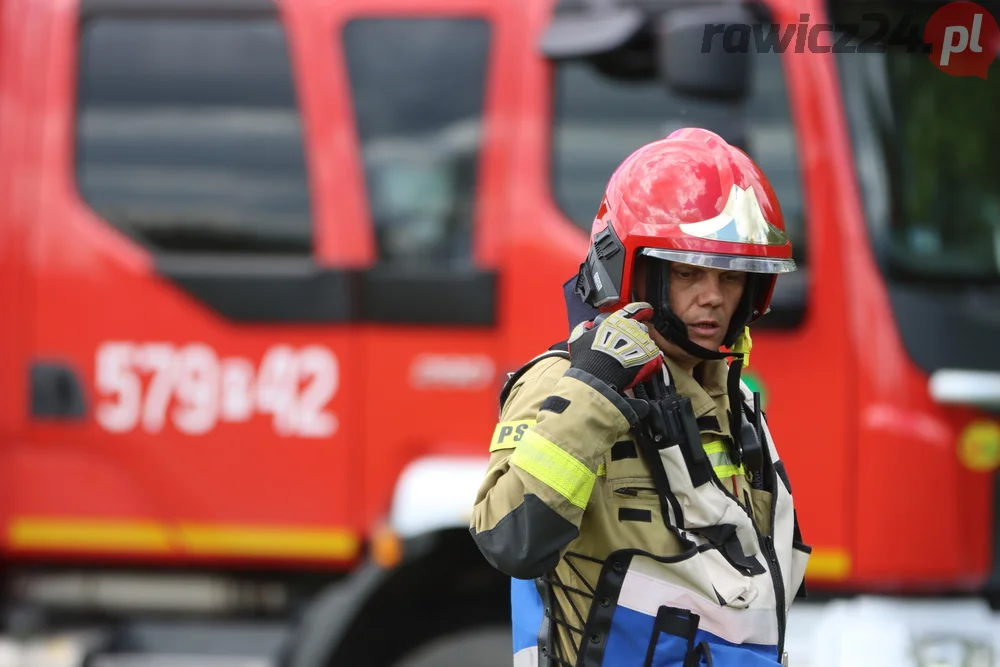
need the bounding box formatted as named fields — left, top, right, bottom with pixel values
left=928, top=369, right=1000, bottom=409
left=31, top=362, right=87, bottom=420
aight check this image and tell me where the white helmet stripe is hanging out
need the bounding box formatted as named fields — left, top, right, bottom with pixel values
left=679, top=184, right=789, bottom=246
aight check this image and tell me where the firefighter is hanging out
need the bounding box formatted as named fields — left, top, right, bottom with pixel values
left=469, top=128, right=810, bottom=667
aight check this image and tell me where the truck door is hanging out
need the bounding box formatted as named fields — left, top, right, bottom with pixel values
left=15, top=0, right=364, bottom=565
left=322, top=0, right=519, bottom=528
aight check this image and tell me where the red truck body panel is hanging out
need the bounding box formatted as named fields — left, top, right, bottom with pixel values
left=0, top=0, right=995, bottom=593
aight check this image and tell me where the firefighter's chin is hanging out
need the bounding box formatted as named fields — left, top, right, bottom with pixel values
left=651, top=325, right=728, bottom=373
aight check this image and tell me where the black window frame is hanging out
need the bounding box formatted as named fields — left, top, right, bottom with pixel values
left=69, top=0, right=352, bottom=325
left=335, top=14, right=499, bottom=327
left=73, top=0, right=315, bottom=259
left=340, top=15, right=493, bottom=270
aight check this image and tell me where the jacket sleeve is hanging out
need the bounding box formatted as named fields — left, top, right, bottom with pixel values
left=469, top=356, right=641, bottom=580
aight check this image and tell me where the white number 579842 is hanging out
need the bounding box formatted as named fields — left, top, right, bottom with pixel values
left=94, top=341, right=339, bottom=438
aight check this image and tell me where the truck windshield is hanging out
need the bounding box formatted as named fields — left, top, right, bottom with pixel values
left=834, top=18, right=1000, bottom=283
left=831, top=2, right=1000, bottom=375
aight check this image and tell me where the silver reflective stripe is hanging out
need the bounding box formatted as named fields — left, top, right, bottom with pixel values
left=619, top=556, right=780, bottom=646
left=707, top=449, right=735, bottom=471
left=513, top=645, right=538, bottom=667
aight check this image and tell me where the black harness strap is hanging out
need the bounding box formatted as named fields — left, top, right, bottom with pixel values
left=631, top=376, right=698, bottom=550
left=497, top=342, right=570, bottom=411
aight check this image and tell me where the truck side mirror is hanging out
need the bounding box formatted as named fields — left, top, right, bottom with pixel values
left=656, top=5, right=759, bottom=102
left=538, top=0, right=645, bottom=60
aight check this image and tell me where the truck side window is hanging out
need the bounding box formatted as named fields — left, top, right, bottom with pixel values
left=342, top=18, right=491, bottom=267
left=75, top=18, right=311, bottom=255
left=550, top=49, right=807, bottom=326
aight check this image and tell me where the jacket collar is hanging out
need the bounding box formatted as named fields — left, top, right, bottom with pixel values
left=663, top=355, right=733, bottom=435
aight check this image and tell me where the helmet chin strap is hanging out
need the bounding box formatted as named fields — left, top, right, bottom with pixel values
left=643, top=261, right=745, bottom=363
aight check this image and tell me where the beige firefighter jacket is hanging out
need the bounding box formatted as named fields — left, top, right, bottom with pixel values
left=469, top=350, right=810, bottom=667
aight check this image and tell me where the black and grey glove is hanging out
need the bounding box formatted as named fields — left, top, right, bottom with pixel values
left=567, top=301, right=664, bottom=393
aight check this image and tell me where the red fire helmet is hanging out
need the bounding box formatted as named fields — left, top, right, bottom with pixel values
left=575, top=127, right=796, bottom=338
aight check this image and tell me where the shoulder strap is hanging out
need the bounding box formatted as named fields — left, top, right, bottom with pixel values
left=631, top=420, right=692, bottom=544
left=497, top=342, right=571, bottom=413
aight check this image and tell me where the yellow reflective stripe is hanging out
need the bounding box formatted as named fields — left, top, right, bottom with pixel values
left=703, top=440, right=727, bottom=455
left=9, top=518, right=171, bottom=553
left=714, top=463, right=747, bottom=478
left=509, top=431, right=596, bottom=510
left=597, top=463, right=606, bottom=477
left=704, top=440, right=746, bottom=479
left=9, top=518, right=361, bottom=561
left=178, top=525, right=359, bottom=560
left=490, top=419, right=536, bottom=452
left=806, top=548, right=852, bottom=580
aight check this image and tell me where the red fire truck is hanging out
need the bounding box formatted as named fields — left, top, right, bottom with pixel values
left=1, top=0, right=998, bottom=664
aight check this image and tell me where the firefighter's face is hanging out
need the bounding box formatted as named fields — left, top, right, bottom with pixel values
left=634, top=259, right=746, bottom=362
left=666, top=263, right=746, bottom=350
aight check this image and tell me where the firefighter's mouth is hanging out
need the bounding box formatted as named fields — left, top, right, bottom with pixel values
left=688, top=321, right=721, bottom=336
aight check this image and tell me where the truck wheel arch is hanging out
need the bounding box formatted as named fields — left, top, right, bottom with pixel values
left=281, top=456, right=511, bottom=667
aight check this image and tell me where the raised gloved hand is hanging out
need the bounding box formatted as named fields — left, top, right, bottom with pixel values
left=567, top=301, right=664, bottom=393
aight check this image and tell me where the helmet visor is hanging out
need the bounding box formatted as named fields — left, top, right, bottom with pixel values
left=640, top=248, right=796, bottom=274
